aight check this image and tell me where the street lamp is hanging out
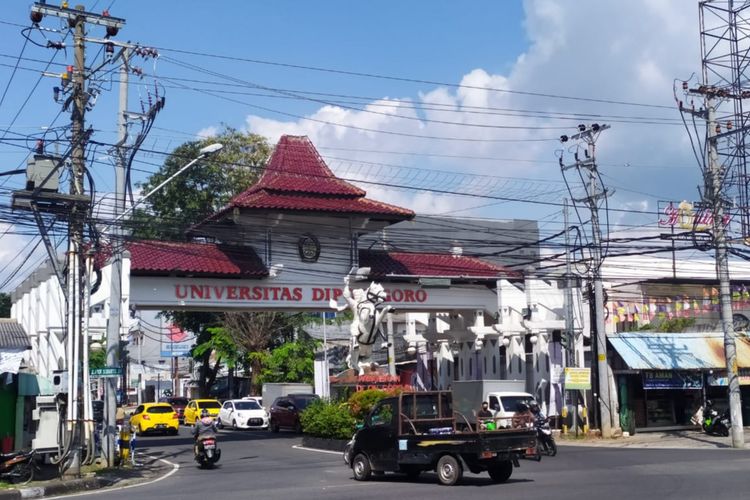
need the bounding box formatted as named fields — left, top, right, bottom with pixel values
left=103, top=142, right=224, bottom=232
left=101, top=142, right=223, bottom=466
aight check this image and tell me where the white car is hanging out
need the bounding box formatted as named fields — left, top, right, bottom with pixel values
left=243, top=396, right=263, bottom=409
left=218, top=399, right=269, bottom=430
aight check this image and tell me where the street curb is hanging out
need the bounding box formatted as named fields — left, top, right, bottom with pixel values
left=0, top=477, right=112, bottom=500
left=0, top=455, right=176, bottom=499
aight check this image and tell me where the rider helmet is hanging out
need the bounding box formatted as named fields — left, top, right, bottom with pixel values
left=200, top=408, right=210, bottom=418
left=529, top=403, right=540, bottom=414
left=516, top=403, right=529, bottom=412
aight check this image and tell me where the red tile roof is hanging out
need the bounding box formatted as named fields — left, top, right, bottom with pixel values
left=360, top=250, right=521, bottom=280
left=127, top=240, right=267, bottom=278
left=196, top=135, right=413, bottom=227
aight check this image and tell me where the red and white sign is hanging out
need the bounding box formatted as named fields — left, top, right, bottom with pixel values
left=131, top=277, right=497, bottom=312
left=658, top=200, right=730, bottom=230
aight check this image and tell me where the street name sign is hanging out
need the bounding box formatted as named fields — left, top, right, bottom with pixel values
left=90, top=366, right=122, bottom=378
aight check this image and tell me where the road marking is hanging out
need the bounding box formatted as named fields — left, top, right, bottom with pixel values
left=43, top=455, right=180, bottom=499
left=292, top=445, right=343, bottom=455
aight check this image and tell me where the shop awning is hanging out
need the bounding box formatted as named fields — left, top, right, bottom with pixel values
left=608, top=332, right=750, bottom=370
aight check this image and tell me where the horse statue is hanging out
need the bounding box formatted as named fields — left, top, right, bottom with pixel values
left=330, top=277, right=393, bottom=375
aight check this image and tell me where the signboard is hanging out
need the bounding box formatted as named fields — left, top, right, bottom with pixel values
left=658, top=200, right=730, bottom=231
left=160, top=348, right=191, bottom=357
left=642, top=370, right=703, bottom=390
left=564, top=367, right=591, bottom=390
left=90, top=366, right=122, bottom=378
left=707, top=368, right=750, bottom=386
left=131, top=278, right=498, bottom=312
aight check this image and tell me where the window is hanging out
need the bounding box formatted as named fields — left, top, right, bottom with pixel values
left=370, top=401, right=394, bottom=427
left=489, top=395, right=500, bottom=412
left=147, top=405, right=174, bottom=414
left=223, top=402, right=232, bottom=409
left=469, top=358, right=473, bottom=377
left=493, top=355, right=497, bottom=374
left=501, top=395, right=535, bottom=413
left=199, top=401, right=221, bottom=409
left=484, top=357, right=487, bottom=374
left=290, top=395, right=319, bottom=410
left=234, top=401, right=261, bottom=411
left=134, top=405, right=144, bottom=415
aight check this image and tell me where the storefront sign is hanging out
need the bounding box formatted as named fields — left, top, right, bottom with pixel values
left=658, top=200, right=730, bottom=230
left=564, top=367, right=591, bottom=390
left=706, top=368, right=750, bottom=386
left=642, top=370, right=703, bottom=390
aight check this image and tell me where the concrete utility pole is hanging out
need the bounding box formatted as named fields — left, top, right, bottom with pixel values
left=563, top=198, right=575, bottom=368
left=707, top=97, right=744, bottom=447
left=560, top=124, right=619, bottom=438
left=103, top=47, right=129, bottom=468
left=26, top=3, right=126, bottom=475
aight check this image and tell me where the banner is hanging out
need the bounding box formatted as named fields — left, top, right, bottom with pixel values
left=642, top=370, right=702, bottom=390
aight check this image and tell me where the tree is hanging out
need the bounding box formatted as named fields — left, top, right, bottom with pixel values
left=252, top=336, right=319, bottom=386
left=129, top=126, right=271, bottom=240
left=129, top=128, right=272, bottom=396
left=0, top=292, right=10, bottom=317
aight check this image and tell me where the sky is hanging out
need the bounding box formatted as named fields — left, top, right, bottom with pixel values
left=0, top=0, right=717, bottom=292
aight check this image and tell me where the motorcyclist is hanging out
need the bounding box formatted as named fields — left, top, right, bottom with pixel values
left=511, top=403, right=534, bottom=428
left=193, top=409, right=217, bottom=455
left=529, top=403, right=547, bottom=423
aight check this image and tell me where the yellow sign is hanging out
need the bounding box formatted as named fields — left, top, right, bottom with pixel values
left=564, top=367, right=591, bottom=390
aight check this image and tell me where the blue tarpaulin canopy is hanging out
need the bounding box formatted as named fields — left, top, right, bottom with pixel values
left=608, top=332, right=750, bottom=370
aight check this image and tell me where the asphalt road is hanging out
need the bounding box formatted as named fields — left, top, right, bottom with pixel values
left=54, top=427, right=750, bottom=500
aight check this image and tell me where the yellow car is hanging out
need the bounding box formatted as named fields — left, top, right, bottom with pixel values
left=184, top=399, right=221, bottom=425
left=130, top=403, right=179, bottom=435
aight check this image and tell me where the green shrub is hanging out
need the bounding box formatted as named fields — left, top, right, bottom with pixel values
left=348, top=388, right=396, bottom=421
left=300, top=400, right=356, bottom=439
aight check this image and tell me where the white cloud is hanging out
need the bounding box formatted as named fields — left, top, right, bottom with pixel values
left=196, top=126, right=220, bottom=139
left=242, top=0, right=704, bottom=230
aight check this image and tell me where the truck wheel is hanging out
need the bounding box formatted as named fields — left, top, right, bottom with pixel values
left=352, top=453, right=372, bottom=481
left=436, top=455, right=462, bottom=486
left=488, top=461, right=513, bottom=483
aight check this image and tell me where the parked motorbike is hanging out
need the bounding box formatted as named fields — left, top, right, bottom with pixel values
left=534, top=416, right=557, bottom=457
left=194, top=437, right=221, bottom=469
left=693, top=401, right=730, bottom=437
left=0, top=450, right=36, bottom=484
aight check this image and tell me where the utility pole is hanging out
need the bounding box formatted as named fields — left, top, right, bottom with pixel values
left=676, top=0, right=748, bottom=448
left=707, top=97, right=745, bottom=447
left=563, top=198, right=575, bottom=368
left=103, top=46, right=129, bottom=468
left=560, top=124, right=619, bottom=438
left=24, top=3, right=126, bottom=475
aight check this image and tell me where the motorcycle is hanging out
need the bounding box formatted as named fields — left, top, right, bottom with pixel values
left=534, top=416, right=557, bottom=457
left=0, top=450, right=36, bottom=484
left=194, top=437, right=221, bottom=469
left=693, top=402, right=730, bottom=437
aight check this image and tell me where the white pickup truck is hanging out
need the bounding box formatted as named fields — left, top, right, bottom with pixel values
left=453, top=380, right=536, bottom=427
